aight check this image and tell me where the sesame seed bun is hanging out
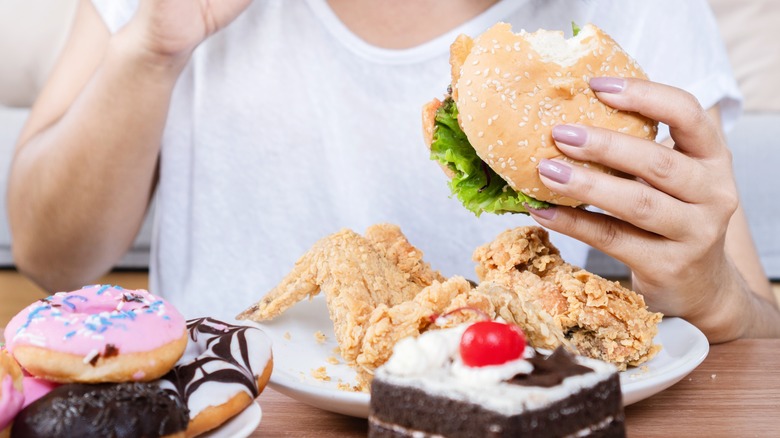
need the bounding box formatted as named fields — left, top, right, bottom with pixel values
left=428, top=23, right=658, bottom=207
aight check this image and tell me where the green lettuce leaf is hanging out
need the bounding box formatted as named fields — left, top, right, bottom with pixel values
left=429, top=97, right=550, bottom=216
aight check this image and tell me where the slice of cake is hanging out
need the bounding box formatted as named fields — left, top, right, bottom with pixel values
left=369, top=321, right=625, bottom=437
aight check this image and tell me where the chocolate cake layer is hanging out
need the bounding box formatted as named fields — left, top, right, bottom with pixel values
left=369, top=374, right=624, bottom=438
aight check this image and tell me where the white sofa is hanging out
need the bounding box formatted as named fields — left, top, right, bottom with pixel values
left=1, top=0, right=778, bottom=278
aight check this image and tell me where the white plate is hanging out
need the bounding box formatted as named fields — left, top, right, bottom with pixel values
left=202, top=401, right=262, bottom=438
left=248, top=296, right=708, bottom=418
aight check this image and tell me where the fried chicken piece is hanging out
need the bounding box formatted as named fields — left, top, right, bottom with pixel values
left=473, top=226, right=662, bottom=369
left=354, top=276, right=494, bottom=389
left=236, top=224, right=445, bottom=365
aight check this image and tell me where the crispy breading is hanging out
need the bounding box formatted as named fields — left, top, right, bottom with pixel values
left=238, top=224, right=662, bottom=392
left=473, top=226, right=662, bottom=369
left=236, top=224, right=445, bottom=369
left=354, top=276, right=494, bottom=388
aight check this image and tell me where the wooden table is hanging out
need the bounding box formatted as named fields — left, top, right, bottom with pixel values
left=251, top=339, right=780, bottom=437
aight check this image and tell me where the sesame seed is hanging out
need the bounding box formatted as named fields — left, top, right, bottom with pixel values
left=478, top=131, right=484, bottom=137
left=530, top=157, right=537, bottom=162
left=497, top=140, right=503, bottom=145
left=527, top=53, right=533, bottom=59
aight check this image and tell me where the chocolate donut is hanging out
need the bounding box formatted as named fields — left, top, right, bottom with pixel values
left=160, top=317, right=273, bottom=437
left=10, top=382, right=189, bottom=438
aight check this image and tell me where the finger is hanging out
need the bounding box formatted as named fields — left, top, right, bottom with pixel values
left=551, top=124, right=707, bottom=203
left=589, top=77, right=722, bottom=159
left=536, top=158, right=693, bottom=240
left=526, top=203, right=666, bottom=267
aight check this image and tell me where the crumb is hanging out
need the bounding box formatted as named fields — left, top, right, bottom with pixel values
left=640, top=365, right=649, bottom=373
left=337, top=382, right=363, bottom=392
left=314, top=331, right=327, bottom=344
left=711, top=374, right=717, bottom=379
left=332, top=347, right=340, bottom=355
left=326, top=356, right=340, bottom=365
left=283, top=331, right=292, bottom=340
left=311, top=366, right=331, bottom=381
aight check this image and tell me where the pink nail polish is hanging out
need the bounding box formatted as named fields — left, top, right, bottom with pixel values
left=590, top=77, right=625, bottom=93
left=552, top=125, right=587, bottom=146
left=526, top=205, right=557, bottom=220
left=538, top=159, right=572, bottom=184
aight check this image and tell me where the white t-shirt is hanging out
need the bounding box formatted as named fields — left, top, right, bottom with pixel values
left=91, top=0, right=741, bottom=319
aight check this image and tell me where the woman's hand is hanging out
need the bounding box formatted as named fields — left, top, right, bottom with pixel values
left=526, top=77, right=753, bottom=341
left=123, top=0, right=253, bottom=65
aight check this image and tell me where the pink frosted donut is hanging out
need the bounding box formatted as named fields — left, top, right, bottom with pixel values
left=4, top=285, right=187, bottom=384
left=21, top=370, right=59, bottom=409
left=0, top=350, right=24, bottom=437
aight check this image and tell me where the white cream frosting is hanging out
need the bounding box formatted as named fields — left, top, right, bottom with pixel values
left=376, top=324, right=617, bottom=416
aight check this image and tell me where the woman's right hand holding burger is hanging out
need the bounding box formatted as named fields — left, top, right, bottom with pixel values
left=529, top=77, right=780, bottom=342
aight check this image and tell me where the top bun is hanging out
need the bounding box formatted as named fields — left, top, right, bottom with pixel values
left=453, top=23, right=658, bottom=206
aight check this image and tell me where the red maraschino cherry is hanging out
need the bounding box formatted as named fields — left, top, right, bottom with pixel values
left=460, top=321, right=526, bottom=367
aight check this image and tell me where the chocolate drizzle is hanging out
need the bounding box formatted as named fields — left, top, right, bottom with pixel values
left=11, top=382, right=189, bottom=438
left=509, top=347, right=593, bottom=388
left=161, top=317, right=262, bottom=410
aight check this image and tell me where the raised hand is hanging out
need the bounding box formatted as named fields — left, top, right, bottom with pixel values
left=126, top=0, right=253, bottom=62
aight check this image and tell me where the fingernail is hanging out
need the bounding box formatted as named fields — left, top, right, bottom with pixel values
left=552, top=125, right=587, bottom=147
left=525, top=204, right=557, bottom=220
left=590, top=77, right=625, bottom=93
left=538, top=159, right=572, bottom=184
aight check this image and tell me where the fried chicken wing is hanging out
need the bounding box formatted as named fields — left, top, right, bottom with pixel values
left=473, top=226, right=662, bottom=369
left=236, top=224, right=445, bottom=366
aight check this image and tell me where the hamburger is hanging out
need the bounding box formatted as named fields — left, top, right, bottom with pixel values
left=424, top=23, right=658, bottom=215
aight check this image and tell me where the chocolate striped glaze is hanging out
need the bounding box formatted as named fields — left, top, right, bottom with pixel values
left=160, top=317, right=272, bottom=419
